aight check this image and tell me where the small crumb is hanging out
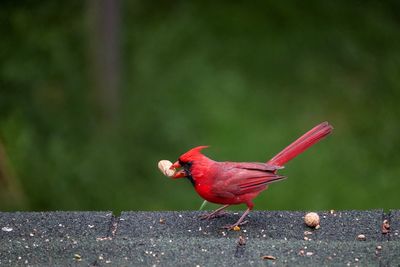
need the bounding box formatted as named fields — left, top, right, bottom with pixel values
left=304, top=231, right=313, bottom=235
left=355, top=258, right=359, bottom=262
left=304, top=236, right=309, bottom=241
left=330, top=209, right=335, bottom=214
left=159, top=218, right=165, bottom=224
left=88, top=225, right=95, bottom=228
left=298, top=250, right=305, bottom=256
left=306, top=252, right=314, bottom=256
left=96, top=237, right=112, bottom=241
left=1, top=227, right=13, bottom=232
left=233, top=225, right=241, bottom=231
left=376, top=245, right=382, bottom=250
left=261, top=255, right=276, bottom=260
left=178, top=214, right=183, bottom=218
left=238, top=235, right=246, bottom=246
left=315, top=224, right=320, bottom=229
left=29, top=233, right=34, bottom=237
left=357, top=234, right=366, bottom=241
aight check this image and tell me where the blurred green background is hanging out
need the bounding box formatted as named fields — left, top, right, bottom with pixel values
left=1, top=1, right=399, bottom=212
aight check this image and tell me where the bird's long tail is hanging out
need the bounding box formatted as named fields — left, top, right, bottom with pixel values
left=267, top=122, right=333, bottom=167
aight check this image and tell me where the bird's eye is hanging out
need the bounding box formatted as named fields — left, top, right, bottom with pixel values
left=179, top=159, right=192, bottom=169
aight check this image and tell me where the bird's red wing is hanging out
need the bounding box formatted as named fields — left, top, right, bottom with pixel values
left=210, top=163, right=286, bottom=197
left=227, top=162, right=283, bottom=172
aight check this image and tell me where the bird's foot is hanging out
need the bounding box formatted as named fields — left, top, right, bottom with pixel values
left=199, top=211, right=228, bottom=220
left=222, top=220, right=249, bottom=230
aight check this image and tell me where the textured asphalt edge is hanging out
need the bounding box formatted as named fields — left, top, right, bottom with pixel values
left=0, top=210, right=399, bottom=266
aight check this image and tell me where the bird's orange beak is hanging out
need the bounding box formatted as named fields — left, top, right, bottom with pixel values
left=171, top=161, right=180, bottom=169
left=171, top=161, right=186, bottom=179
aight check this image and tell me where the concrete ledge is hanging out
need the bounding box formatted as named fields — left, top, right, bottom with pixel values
left=0, top=210, right=399, bottom=266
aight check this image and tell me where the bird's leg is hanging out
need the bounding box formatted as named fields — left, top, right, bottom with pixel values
left=223, top=203, right=254, bottom=230
left=199, top=204, right=230, bottom=220
left=222, top=208, right=251, bottom=230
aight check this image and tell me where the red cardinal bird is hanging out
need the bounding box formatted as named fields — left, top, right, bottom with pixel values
left=170, top=122, right=333, bottom=230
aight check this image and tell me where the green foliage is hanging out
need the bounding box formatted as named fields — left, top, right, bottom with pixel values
left=1, top=1, right=399, bottom=212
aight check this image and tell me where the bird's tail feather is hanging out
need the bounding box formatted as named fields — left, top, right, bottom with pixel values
left=267, top=122, right=333, bottom=166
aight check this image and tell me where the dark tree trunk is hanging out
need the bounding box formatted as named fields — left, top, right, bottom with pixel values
left=0, top=140, right=26, bottom=209
left=87, top=0, right=121, bottom=126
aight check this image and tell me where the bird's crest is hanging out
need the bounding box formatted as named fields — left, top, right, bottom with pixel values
left=179, top=146, right=209, bottom=162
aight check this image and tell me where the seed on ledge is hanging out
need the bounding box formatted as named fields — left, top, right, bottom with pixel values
left=74, top=254, right=82, bottom=261
left=261, top=255, right=276, bottom=260
left=304, top=212, right=320, bottom=228
left=381, top=219, right=390, bottom=234
left=357, top=234, right=366, bottom=241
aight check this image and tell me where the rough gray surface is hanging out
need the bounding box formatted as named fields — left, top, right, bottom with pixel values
left=0, top=210, right=399, bottom=266
left=390, top=210, right=400, bottom=241
left=0, top=212, right=113, bottom=266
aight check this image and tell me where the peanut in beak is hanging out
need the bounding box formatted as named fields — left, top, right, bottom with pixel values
left=158, top=160, right=176, bottom=177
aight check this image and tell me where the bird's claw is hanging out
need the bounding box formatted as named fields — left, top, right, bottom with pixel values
left=222, top=220, right=249, bottom=230
left=199, top=211, right=228, bottom=220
